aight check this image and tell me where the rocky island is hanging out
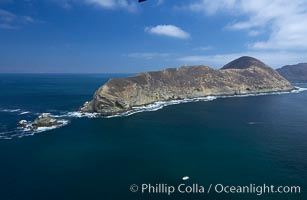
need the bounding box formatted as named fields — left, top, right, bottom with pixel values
left=277, top=63, right=307, bottom=83
left=18, top=113, right=64, bottom=130
left=81, top=56, right=293, bottom=114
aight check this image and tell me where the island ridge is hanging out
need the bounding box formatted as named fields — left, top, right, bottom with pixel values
left=81, top=56, right=293, bottom=114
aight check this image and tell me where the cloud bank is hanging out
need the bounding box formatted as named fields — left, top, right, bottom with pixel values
left=185, top=0, right=307, bottom=50
left=178, top=51, right=307, bottom=68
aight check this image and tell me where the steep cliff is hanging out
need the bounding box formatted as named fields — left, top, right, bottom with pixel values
left=81, top=56, right=293, bottom=114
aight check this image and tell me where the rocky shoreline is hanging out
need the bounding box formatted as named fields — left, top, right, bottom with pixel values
left=81, top=56, right=294, bottom=115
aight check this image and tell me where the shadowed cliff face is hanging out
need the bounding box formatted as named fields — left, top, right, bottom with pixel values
left=277, top=63, right=307, bottom=83
left=81, top=57, right=293, bottom=114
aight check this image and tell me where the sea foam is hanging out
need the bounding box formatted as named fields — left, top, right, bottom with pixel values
left=62, top=87, right=307, bottom=119
left=19, top=111, right=30, bottom=115
left=0, top=109, right=21, bottom=113
left=0, top=120, right=69, bottom=140
left=1, top=87, right=307, bottom=140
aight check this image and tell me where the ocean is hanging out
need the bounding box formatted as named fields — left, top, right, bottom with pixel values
left=0, top=74, right=306, bottom=200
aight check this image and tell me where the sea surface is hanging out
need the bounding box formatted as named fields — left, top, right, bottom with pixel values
left=0, top=74, right=307, bottom=200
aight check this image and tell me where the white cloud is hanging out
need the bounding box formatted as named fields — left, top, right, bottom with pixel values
left=86, top=0, right=115, bottom=8
left=54, top=0, right=137, bottom=11
left=126, top=52, right=170, bottom=60
left=194, top=46, right=213, bottom=51
left=186, top=0, right=237, bottom=15
left=84, top=0, right=137, bottom=11
left=248, top=30, right=262, bottom=37
left=145, top=25, right=190, bottom=39
left=184, top=0, right=307, bottom=50
left=0, top=8, right=16, bottom=22
left=177, top=51, right=307, bottom=68
left=0, top=9, right=42, bottom=29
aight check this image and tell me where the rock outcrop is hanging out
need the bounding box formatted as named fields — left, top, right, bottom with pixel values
left=18, top=120, right=28, bottom=128
left=32, top=113, right=63, bottom=128
left=277, top=63, right=307, bottom=83
left=81, top=56, right=293, bottom=114
left=18, top=113, right=63, bottom=130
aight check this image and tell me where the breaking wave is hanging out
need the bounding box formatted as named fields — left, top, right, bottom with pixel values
left=107, top=96, right=217, bottom=118
left=19, top=111, right=30, bottom=115
left=0, top=108, right=32, bottom=116
left=0, top=119, right=69, bottom=140
left=1, top=86, right=307, bottom=140
left=0, top=109, right=21, bottom=113
left=60, top=86, right=307, bottom=119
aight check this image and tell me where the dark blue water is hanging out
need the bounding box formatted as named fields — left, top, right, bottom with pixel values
left=0, top=74, right=306, bottom=200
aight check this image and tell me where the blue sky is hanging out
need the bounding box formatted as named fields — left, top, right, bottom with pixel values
left=1, top=0, right=307, bottom=73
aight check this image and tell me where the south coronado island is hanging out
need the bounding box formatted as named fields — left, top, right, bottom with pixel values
left=81, top=56, right=293, bottom=115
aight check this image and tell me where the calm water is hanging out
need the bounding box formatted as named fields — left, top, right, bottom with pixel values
left=0, top=74, right=306, bottom=200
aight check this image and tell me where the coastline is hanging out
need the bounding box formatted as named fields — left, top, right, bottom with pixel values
left=1, top=86, right=305, bottom=140
left=81, top=87, right=297, bottom=116
left=80, top=86, right=303, bottom=118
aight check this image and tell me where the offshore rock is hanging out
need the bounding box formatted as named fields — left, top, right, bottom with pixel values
left=32, top=113, right=63, bottom=128
left=18, top=120, right=28, bottom=128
